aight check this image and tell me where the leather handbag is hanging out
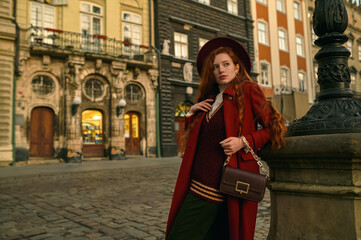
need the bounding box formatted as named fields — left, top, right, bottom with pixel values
left=219, top=136, right=269, bottom=202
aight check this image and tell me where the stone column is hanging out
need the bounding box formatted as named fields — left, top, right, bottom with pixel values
left=263, top=1, right=361, bottom=239
left=109, top=61, right=127, bottom=160
left=0, top=0, right=16, bottom=166
left=65, top=56, right=84, bottom=162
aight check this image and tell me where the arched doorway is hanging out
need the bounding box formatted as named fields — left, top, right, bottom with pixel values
left=174, top=101, right=192, bottom=149
left=124, top=112, right=140, bottom=155
left=30, top=107, right=54, bottom=157
left=82, top=110, right=104, bottom=157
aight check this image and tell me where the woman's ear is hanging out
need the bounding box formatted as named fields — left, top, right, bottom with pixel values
left=235, top=64, right=240, bottom=73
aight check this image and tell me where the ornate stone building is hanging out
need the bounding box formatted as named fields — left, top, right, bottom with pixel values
left=13, top=0, right=158, bottom=162
left=0, top=0, right=16, bottom=166
left=154, top=0, right=255, bottom=156
left=307, top=0, right=361, bottom=98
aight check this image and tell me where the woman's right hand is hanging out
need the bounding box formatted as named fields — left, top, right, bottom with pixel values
left=188, top=99, right=214, bottom=115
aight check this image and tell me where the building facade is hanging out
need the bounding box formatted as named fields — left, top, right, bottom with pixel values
left=154, top=0, right=255, bottom=157
left=13, top=0, right=158, bottom=163
left=0, top=0, right=17, bottom=166
left=307, top=0, right=361, bottom=98
left=251, top=0, right=314, bottom=123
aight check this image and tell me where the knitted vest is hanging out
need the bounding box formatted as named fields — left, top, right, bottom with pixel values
left=189, top=105, right=226, bottom=204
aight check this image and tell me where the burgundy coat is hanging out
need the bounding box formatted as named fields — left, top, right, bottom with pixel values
left=166, top=81, right=272, bottom=240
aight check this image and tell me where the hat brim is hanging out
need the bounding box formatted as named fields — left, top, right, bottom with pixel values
left=196, top=37, right=251, bottom=75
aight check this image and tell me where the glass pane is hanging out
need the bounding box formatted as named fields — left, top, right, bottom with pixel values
left=31, top=75, right=55, bottom=96
left=124, top=114, right=130, bottom=138
left=123, top=13, right=131, bottom=21
left=93, top=18, right=101, bottom=35
left=181, top=34, right=187, bottom=43
left=81, top=15, right=90, bottom=34
left=133, top=15, right=141, bottom=24
left=31, top=5, right=42, bottom=27
left=131, top=115, right=138, bottom=138
left=174, top=33, right=180, bottom=42
left=81, top=3, right=91, bottom=12
left=85, top=79, right=104, bottom=99
left=93, top=6, right=101, bottom=14
left=82, top=110, right=103, bottom=144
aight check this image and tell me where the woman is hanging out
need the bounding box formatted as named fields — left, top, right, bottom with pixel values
left=166, top=37, right=286, bottom=240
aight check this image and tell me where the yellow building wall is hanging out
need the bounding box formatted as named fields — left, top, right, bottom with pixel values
left=16, top=0, right=151, bottom=46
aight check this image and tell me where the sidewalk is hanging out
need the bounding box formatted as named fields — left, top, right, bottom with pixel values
left=0, top=157, right=182, bottom=179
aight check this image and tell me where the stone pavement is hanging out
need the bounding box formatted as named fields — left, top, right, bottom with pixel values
left=0, top=157, right=270, bottom=240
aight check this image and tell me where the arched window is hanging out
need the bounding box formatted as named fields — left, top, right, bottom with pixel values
left=85, top=79, right=104, bottom=99
left=125, top=84, right=143, bottom=103
left=31, top=75, right=55, bottom=96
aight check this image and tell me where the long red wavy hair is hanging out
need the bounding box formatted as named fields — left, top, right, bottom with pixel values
left=179, top=47, right=286, bottom=155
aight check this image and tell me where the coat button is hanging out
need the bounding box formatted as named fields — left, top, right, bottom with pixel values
left=228, top=96, right=233, bottom=100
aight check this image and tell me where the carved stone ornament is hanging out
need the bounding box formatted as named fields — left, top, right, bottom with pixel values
left=287, top=99, right=361, bottom=136
left=183, top=62, right=193, bottom=82
left=162, top=39, right=170, bottom=55
left=148, top=69, right=159, bottom=88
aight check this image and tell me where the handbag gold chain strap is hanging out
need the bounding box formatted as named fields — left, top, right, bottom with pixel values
left=223, top=136, right=270, bottom=179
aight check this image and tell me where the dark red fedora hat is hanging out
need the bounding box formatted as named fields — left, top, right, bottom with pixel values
left=196, top=37, right=251, bottom=75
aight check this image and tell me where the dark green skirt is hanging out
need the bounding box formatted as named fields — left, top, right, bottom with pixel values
left=167, top=193, right=229, bottom=240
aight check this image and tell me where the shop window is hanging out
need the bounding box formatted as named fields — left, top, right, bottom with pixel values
left=82, top=110, right=103, bottom=144
left=31, top=75, right=55, bottom=96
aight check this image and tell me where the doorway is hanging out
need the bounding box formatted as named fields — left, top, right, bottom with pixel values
left=82, top=110, right=104, bottom=157
left=30, top=107, right=54, bottom=157
left=124, top=112, right=140, bottom=155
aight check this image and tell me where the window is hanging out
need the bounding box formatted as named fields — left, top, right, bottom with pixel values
left=257, top=0, right=266, bottom=4
left=260, top=62, right=270, bottom=86
left=85, top=79, right=104, bottom=99
left=280, top=67, right=291, bottom=93
left=227, top=0, right=238, bottom=15
left=347, top=39, right=353, bottom=58
left=80, top=2, right=102, bottom=36
left=199, top=38, right=208, bottom=49
left=174, top=32, right=188, bottom=59
left=31, top=75, right=55, bottom=96
left=80, top=2, right=103, bottom=51
left=122, top=12, right=142, bottom=56
left=125, top=84, right=143, bottom=103
left=298, top=72, right=306, bottom=92
left=198, top=0, right=210, bottom=4
left=296, top=36, right=304, bottom=56
left=278, top=29, right=287, bottom=51
left=294, top=1, right=301, bottom=20
left=358, top=43, right=361, bottom=61
left=258, top=21, right=268, bottom=45
left=277, top=0, right=285, bottom=12
left=31, top=3, right=55, bottom=28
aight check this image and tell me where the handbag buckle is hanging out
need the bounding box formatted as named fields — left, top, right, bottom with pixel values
left=235, top=181, right=250, bottom=195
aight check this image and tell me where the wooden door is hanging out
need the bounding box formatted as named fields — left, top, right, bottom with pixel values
left=175, top=117, right=185, bottom=148
left=82, top=110, right=104, bottom=157
left=30, top=107, right=54, bottom=157
left=124, top=112, right=140, bottom=155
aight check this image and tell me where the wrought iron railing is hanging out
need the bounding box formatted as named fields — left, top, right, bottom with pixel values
left=29, top=26, right=153, bottom=62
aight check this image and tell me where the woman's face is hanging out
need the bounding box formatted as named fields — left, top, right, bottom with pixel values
left=212, top=53, right=240, bottom=86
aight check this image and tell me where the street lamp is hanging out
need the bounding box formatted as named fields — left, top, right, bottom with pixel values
left=116, top=99, right=126, bottom=117
left=71, top=96, right=81, bottom=115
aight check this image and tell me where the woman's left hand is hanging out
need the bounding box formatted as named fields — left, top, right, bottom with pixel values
left=219, top=137, right=245, bottom=155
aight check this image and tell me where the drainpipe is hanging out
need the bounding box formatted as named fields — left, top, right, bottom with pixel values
left=11, top=0, right=19, bottom=165
left=150, top=0, right=162, bottom=157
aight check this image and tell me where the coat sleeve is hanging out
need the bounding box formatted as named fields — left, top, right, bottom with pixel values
left=242, top=82, right=272, bottom=153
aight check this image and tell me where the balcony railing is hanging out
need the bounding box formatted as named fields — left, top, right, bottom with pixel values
left=29, top=26, right=153, bottom=62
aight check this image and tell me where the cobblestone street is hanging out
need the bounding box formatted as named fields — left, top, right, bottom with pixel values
left=0, top=158, right=270, bottom=240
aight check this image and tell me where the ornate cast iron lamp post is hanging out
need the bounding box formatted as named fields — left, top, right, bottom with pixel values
left=288, top=0, right=361, bottom=136
left=263, top=1, right=361, bottom=239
